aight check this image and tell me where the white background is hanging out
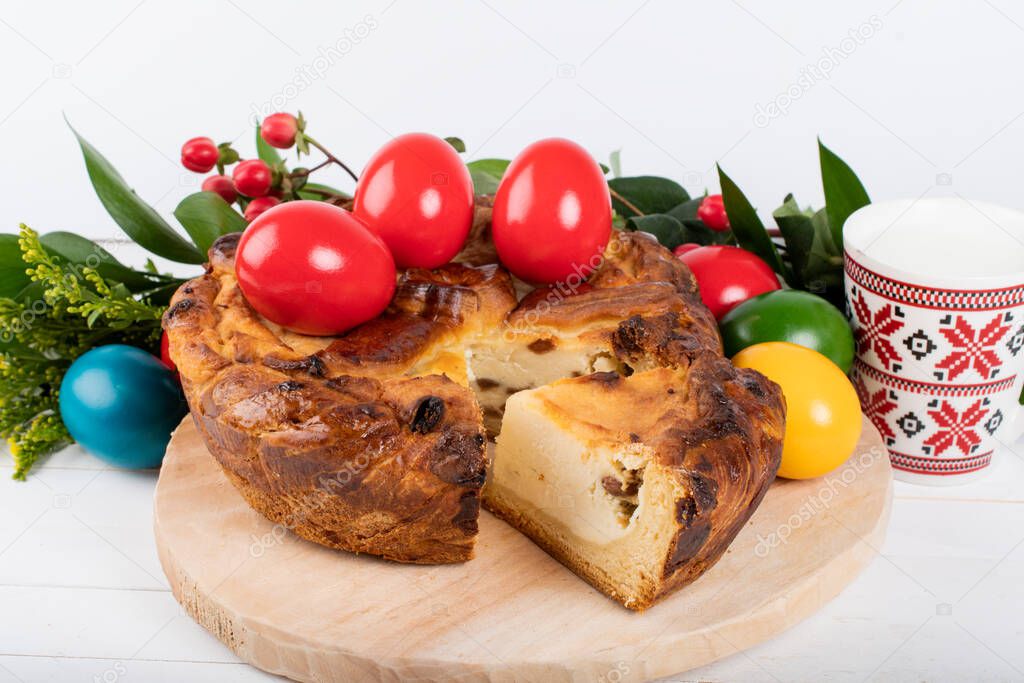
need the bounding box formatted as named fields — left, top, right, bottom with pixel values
left=3, top=2, right=1024, bottom=682
left=4, top=0, right=1024, bottom=255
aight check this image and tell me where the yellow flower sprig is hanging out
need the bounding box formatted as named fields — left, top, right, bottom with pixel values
left=1, top=225, right=166, bottom=479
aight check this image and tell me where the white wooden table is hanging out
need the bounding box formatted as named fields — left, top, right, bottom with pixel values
left=2, top=436, right=1023, bottom=683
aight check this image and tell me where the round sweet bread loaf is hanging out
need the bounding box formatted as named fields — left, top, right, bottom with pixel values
left=163, top=204, right=784, bottom=579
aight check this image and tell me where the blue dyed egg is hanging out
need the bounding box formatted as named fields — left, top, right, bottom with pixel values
left=59, top=344, right=188, bottom=469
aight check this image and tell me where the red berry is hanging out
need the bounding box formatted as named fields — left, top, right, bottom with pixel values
left=697, top=194, right=730, bottom=232
left=673, top=243, right=701, bottom=257
left=201, top=175, right=237, bottom=204
left=181, top=137, right=219, bottom=173
left=233, top=159, right=273, bottom=197
left=244, top=196, right=281, bottom=222
left=261, top=113, right=299, bottom=149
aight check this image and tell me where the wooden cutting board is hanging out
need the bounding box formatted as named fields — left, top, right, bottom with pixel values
left=154, top=415, right=892, bottom=683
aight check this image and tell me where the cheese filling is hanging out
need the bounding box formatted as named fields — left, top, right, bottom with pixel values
left=390, top=324, right=662, bottom=557
left=466, top=338, right=620, bottom=435
left=491, top=390, right=653, bottom=546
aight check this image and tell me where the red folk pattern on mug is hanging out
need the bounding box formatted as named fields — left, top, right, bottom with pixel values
left=845, top=254, right=1023, bottom=477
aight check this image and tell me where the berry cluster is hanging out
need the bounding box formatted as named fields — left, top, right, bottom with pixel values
left=179, top=112, right=356, bottom=222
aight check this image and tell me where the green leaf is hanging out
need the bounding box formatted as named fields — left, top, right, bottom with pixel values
left=444, top=136, right=466, bottom=153
left=470, top=170, right=501, bottom=194
left=296, top=182, right=351, bottom=202
left=608, top=176, right=689, bottom=218
left=609, top=149, right=622, bottom=178
left=0, top=233, right=30, bottom=296
left=667, top=195, right=717, bottom=232
left=665, top=197, right=728, bottom=246
left=256, top=124, right=283, bottom=165
left=174, top=192, right=247, bottom=256
left=625, top=214, right=686, bottom=250
left=772, top=195, right=813, bottom=289
left=0, top=234, right=30, bottom=298
left=466, top=158, right=510, bottom=176
left=802, top=208, right=846, bottom=307
left=39, top=231, right=158, bottom=292
left=68, top=122, right=204, bottom=264
left=819, top=138, right=870, bottom=250
left=467, top=158, right=510, bottom=195
left=140, top=278, right=187, bottom=307
left=667, top=196, right=702, bottom=223
left=717, top=165, right=788, bottom=279
left=217, top=142, right=239, bottom=166
left=772, top=195, right=846, bottom=304
left=294, top=133, right=310, bottom=157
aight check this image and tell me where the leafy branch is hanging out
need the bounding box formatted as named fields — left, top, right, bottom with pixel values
left=1, top=225, right=171, bottom=478
left=718, top=139, right=870, bottom=308
left=4, top=116, right=364, bottom=477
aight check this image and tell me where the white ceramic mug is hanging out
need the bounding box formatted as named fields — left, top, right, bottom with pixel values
left=844, top=198, right=1024, bottom=485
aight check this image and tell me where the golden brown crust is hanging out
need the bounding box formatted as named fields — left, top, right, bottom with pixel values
left=164, top=215, right=782, bottom=576
left=513, top=232, right=716, bottom=322
left=164, top=234, right=500, bottom=564
left=647, top=356, right=785, bottom=606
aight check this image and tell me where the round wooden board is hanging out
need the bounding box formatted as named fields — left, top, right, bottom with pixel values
left=154, top=415, right=892, bottom=683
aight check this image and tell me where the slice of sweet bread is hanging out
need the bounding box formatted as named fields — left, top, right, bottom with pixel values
left=483, top=356, right=785, bottom=610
